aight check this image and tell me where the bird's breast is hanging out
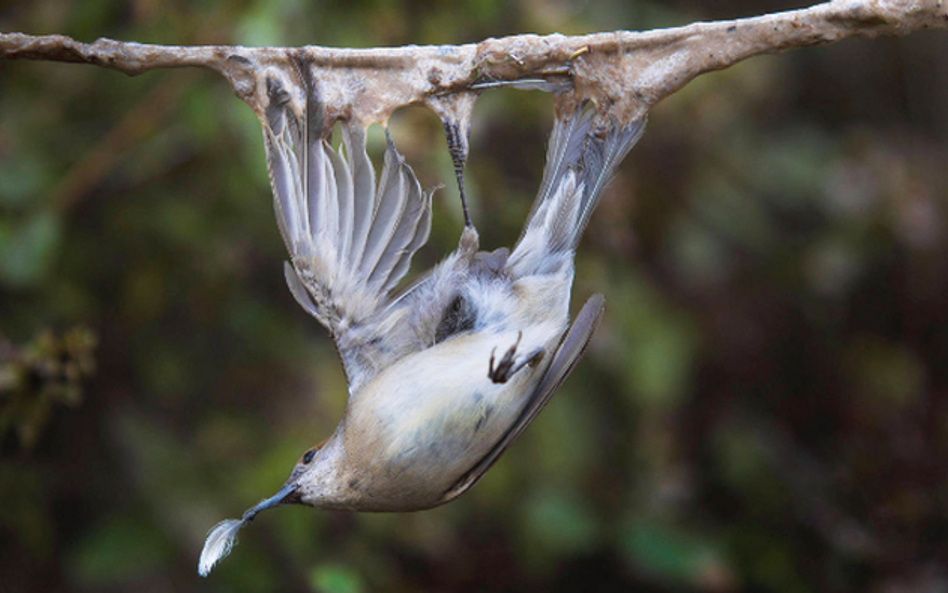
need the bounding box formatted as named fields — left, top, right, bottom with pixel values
left=339, top=326, right=560, bottom=507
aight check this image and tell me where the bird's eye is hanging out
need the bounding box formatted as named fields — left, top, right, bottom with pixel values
left=302, top=449, right=316, bottom=464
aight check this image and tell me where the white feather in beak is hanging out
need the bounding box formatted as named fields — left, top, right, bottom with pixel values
left=198, top=483, right=298, bottom=576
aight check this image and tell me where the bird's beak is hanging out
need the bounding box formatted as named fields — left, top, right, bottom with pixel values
left=199, top=481, right=303, bottom=576
left=241, top=482, right=301, bottom=522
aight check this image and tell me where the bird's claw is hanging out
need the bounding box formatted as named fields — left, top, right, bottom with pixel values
left=488, top=331, right=545, bottom=384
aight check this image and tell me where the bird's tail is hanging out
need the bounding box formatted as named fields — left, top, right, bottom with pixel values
left=508, top=109, right=646, bottom=277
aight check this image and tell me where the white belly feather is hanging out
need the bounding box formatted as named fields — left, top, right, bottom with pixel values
left=346, top=323, right=560, bottom=486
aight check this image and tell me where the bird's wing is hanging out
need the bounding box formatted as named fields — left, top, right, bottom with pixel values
left=263, top=63, right=434, bottom=391
left=439, top=293, right=605, bottom=503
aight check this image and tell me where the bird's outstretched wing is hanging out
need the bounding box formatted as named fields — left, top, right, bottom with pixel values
left=263, top=65, right=434, bottom=391
left=439, top=293, right=605, bottom=503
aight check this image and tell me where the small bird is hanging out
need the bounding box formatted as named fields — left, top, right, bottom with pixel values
left=198, top=69, right=646, bottom=576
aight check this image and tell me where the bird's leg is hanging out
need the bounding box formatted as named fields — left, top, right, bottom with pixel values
left=442, top=119, right=473, bottom=229
left=488, top=331, right=546, bottom=384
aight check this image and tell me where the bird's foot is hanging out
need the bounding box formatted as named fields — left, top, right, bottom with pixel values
left=488, top=331, right=545, bottom=384
left=442, top=118, right=473, bottom=229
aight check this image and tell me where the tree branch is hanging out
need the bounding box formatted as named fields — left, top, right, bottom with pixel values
left=2, top=0, right=946, bottom=125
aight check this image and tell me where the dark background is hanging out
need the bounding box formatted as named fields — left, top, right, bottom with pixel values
left=2, top=1, right=947, bottom=591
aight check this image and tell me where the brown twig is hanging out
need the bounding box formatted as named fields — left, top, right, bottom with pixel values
left=1, top=0, right=946, bottom=124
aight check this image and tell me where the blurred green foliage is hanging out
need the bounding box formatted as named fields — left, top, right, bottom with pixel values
left=0, top=327, right=96, bottom=449
left=2, top=1, right=948, bottom=591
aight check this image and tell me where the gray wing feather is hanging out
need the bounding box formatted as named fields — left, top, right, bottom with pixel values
left=263, top=72, right=433, bottom=389
left=363, top=134, right=415, bottom=287
left=535, top=109, right=591, bottom=209
left=343, top=125, right=376, bottom=265
left=440, top=294, right=606, bottom=503
left=284, top=262, right=321, bottom=319
left=509, top=113, right=646, bottom=278
left=353, top=130, right=435, bottom=294
left=329, top=146, right=354, bottom=264
left=382, top=186, right=435, bottom=292
left=576, top=118, right=646, bottom=239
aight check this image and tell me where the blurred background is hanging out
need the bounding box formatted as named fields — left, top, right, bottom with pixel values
left=2, top=1, right=947, bottom=591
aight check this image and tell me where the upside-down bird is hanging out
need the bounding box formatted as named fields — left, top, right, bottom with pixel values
left=198, top=70, right=646, bottom=576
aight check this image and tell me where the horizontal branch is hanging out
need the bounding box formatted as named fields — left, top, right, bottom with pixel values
left=2, top=0, right=946, bottom=125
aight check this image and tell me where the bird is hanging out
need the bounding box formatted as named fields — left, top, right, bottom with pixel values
left=198, top=65, right=646, bottom=576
